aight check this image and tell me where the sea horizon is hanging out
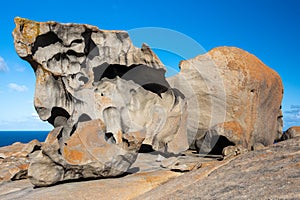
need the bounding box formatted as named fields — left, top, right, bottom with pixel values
left=0, top=130, right=50, bottom=147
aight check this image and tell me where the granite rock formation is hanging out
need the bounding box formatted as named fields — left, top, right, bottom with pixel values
left=13, top=17, right=188, bottom=186
left=13, top=17, right=285, bottom=187
left=0, top=140, right=41, bottom=182
left=1, top=137, right=299, bottom=199
left=169, top=47, right=284, bottom=153
left=136, top=136, right=300, bottom=200
left=280, top=126, right=300, bottom=141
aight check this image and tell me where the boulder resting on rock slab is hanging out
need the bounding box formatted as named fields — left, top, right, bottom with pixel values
left=13, top=17, right=284, bottom=186
left=280, top=126, right=300, bottom=141
left=28, top=122, right=145, bottom=186
left=169, top=47, right=283, bottom=153
left=13, top=17, right=188, bottom=186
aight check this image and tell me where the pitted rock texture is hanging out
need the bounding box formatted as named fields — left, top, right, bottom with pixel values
left=13, top=17, right=188, bottom=186
left=28, top=124, right=145, bottom=186
left=169, top=47, right=283, bottom=153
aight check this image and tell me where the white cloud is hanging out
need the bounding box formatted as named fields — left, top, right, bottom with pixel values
left=0, top=56, right=8, bottom=72
left=0, top=117, right=52, bottom=131
left=15, top=67, right=26, bottom=72
left=283, top=105, right=300, bottom=129
left=296, top=111, right=300, bottom=119
left=32, top=112, right=40, bottom=120
left=8, top=83, right=28, bottom=92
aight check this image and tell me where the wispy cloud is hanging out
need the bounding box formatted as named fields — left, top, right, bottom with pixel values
left=32, top=112, right=40, bottom=120
left=15, top=67, right=26, bottom=72
left=291, top=105, right=300, bottom=109
left=0, top=56, right=8, bottom=72
left=8, top=83, right=28, bottom=92
left=284, top=105, right=300, bottom=129
left=0, top=116, right=52, bottom=131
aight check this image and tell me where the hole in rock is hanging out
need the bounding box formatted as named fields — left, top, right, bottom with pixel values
left=138, top=144, right=154, bottom=153
left=47, top=107, right=70, bottom=127
left=122, top=138, right=130, bottom=147
left=105, top=132, right=116, bottom=144
left=93, top=63, right=170, bottom=97
left=78, top=76, right=88, bottom=84
left=19, top=24, right=24, bottom=32
left=71, top=39, right=83, bottom=44
left=31, top=145, right=41, bottom=153
left=206, top=135, right=235, bottom=155
left=32, top=31, right=63, bottom=55
left=82, top=28, right=99, bottom=59
left=66, top=50, right=85, bottom=57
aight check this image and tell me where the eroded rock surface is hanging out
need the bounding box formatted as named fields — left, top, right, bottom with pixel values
left=169, top=47, right=284, bottom=153
left=0, top=140, right=41, bottom=182
left=13, top=17, right=188, bottom=186
left=280, top=126, right=300, bottom=141
left=0, top=170, right=182, bottom=200
left=13, top=17, right=285, bottom=187
left=136, top=137, right=300, bottom=200
left=1, top=138, right=299, bottom=199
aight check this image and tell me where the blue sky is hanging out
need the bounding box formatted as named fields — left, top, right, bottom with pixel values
left=0, top=0, right=299, bottom=130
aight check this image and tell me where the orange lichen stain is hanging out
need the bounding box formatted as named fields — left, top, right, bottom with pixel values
left=36, top=66, right=59, bottom=84
left=143, top=175, right=162, bottom=184
left=98, top=96, right=113, bottom=105
left=256, top=152, right=273, bottom=159
left=289, top=126, right=300, bottom=133
left=135, top=172, right=178, bottom=185
left=295, top=162, right=300, bottom=168
left=63, top=147, right=84, bottom=164
left=14, top=17, right=40, bottom=44
left=222, top=121, right=243, bottom=137
left=34, top=97, right=42, bottom=107
left=17, top=163, right=29, bottom=170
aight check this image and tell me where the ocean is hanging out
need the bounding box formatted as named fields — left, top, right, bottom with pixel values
left=0, top=131, right=50, bottom=147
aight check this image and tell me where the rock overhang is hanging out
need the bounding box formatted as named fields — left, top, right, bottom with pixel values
left=13, top=17, right=284, bottom=187
left=13, top=17, right=189, bottom=186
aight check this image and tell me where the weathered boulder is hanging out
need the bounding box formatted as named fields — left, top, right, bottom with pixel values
left=2, top=137, right=300, bottom=199
left=0, top=140, right=41, bottom=182
left=169, top=47, right=283, bottom=152
left=13, top=17, right=188, bottom=186
left=12, top=17, right=284, bottom=187
left=280, top=126, right=300, bottom=141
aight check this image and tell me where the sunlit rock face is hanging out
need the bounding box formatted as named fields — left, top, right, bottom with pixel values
left=169, top=47, right=283, bottom=153
left=13, top=17, right=188, bottom=186
left=13, top=17, right=284, bottom=187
